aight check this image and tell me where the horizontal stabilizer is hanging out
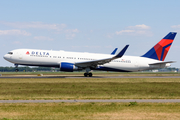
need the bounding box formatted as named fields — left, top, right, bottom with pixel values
left=149, top=61, right=176, bottom=65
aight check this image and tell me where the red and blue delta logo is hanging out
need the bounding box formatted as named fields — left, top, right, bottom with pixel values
left=26, top=51, right=30, bottom=55
left=142, top=32, right=176, bottom=61
left=26, top=51, right=50, bottom=56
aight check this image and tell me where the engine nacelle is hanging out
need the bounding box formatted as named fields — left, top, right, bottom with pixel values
left=60, top=62, right=79, bottom=72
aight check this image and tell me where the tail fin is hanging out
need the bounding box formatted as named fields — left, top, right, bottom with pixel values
left=142, top=32, right=177, bottom=61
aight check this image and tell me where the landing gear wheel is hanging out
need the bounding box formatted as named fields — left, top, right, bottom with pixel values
left=89, top=73, right=92, bottom=77
left=84, top=73, right=93, bottom=77
left=84, top=73, right=88, bottom=77
left=15, top=69, right=19, bottom=72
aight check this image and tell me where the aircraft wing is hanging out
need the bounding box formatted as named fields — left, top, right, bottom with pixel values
left=149, top=61, right=176, bottom=65
left=75, top=45, right=129, bottom=68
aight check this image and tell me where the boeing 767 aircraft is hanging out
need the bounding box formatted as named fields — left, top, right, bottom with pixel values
left=4, top=32, right=177, bottom=77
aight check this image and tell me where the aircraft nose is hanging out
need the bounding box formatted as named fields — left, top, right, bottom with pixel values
left=3, top=54, right=8, bottom=60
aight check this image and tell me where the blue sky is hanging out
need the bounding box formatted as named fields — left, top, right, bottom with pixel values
left=1, top=0, right=180, bottom=68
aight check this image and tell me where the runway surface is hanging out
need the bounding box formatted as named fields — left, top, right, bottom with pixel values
left=0, top=99, right=180, bottom=103
left=1, top=76, right=180, bottom=78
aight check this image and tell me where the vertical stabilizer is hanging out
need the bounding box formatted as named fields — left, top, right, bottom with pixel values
left=142, top=32, right=177, bottom=61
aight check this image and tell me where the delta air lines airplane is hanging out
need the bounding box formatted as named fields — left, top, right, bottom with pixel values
left=3, top=32, right=177, bottom=77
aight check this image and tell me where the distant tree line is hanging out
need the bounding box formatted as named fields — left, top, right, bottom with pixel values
left=147, top=67, right=179, bottom=72
left=0, top=66, right=179, bottom=72
left=0, top=66, right=53, bottom=72
left=159, top=67, right=179, bottom=72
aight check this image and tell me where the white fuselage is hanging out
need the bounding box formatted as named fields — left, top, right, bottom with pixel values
left=3, top=49, right=169, bottom=72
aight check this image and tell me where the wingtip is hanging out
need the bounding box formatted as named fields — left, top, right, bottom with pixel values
left=114, top=44, right=129, bottom=58
left=111, top=48, right=118, bottom=55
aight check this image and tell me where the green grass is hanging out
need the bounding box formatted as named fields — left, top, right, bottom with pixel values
left=0, top=77, right=180, bottom=119
left=0, top=102, right=180, bottom=119
left=0, top=78, right=180, bottom=100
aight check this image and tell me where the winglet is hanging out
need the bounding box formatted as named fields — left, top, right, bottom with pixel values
left=114, top=45, right=129, bottom=58
left=111, top=48, right=118, bottom=55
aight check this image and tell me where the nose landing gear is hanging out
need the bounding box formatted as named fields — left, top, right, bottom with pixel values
left=14, top=64, right=19, bottom=72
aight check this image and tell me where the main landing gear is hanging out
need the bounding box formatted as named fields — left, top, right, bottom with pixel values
left=84, top=72, right=93, bottom=77
left=14, top=64, right=19, bottom=72
left=84, top=67, right=93, bottom=77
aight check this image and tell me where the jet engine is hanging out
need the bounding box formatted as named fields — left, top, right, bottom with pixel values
left=59, top=62, right=79, bottom=72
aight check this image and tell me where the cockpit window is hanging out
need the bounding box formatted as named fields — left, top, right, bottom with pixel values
left=7, top=52, right=13, bottom=55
